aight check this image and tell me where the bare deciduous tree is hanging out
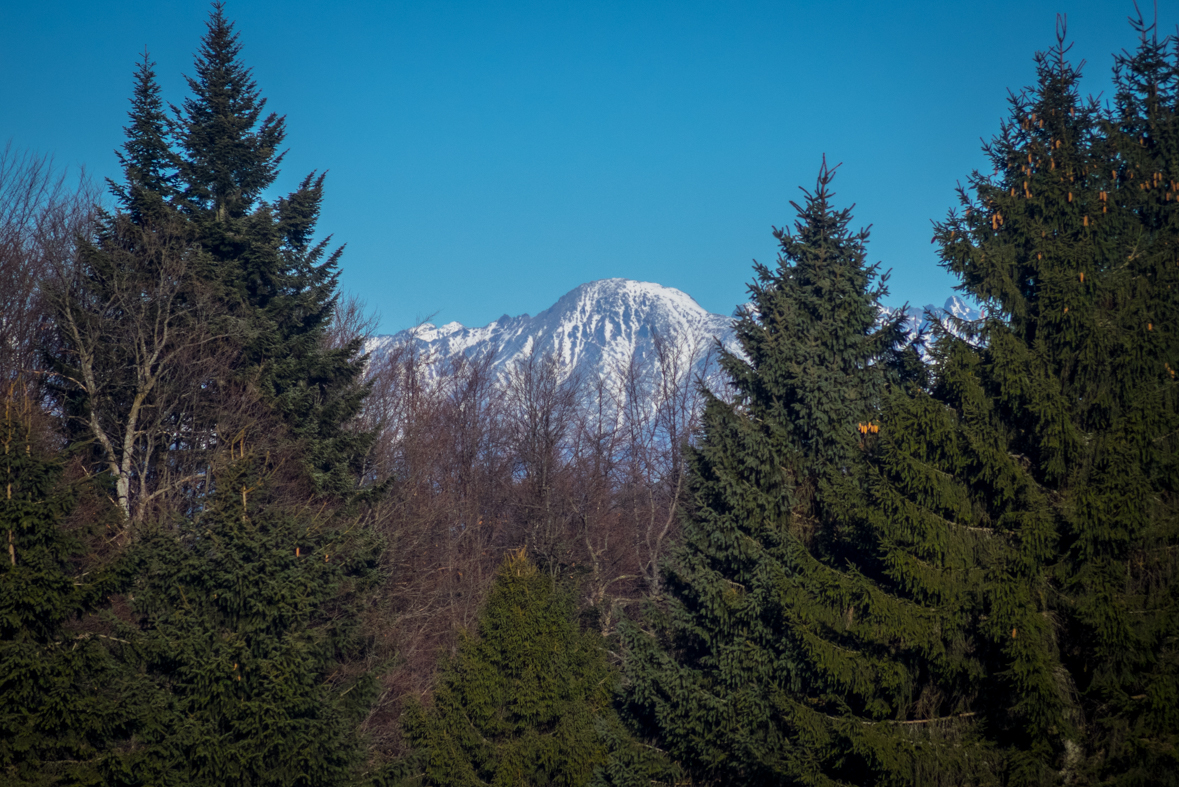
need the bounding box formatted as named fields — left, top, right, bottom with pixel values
left=503, top=347, right=579, bottom=566
left=349, top=322, right=724, bottom=754
left=0, top=143, right=95, bottom=395
left=47, top=209, right=239, bottom=533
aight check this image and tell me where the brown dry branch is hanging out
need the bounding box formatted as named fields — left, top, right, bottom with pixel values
left=46, top=208, right=247, bottom=534
left=0, top=143, right=96, bottom=406
left=352, top=323, right=720, bottom=754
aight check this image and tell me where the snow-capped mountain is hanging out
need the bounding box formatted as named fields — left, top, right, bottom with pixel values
left=889, top=296, right=983, bottom=355
left=365, top=278, right=981, bottom=390
left=941, top=296, right=979, bottom=322
left=367, top=279, right=737, bottom=388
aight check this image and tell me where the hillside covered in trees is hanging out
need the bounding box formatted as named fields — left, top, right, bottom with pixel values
left=1, top=5, right=1176, bottom=786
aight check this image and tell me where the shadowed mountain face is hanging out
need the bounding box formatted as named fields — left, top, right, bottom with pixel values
left=366, top=278, right=979, bottom=389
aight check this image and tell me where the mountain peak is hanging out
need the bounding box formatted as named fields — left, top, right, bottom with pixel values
left=368, top=279, right=974, bottom=396
left=369, top=279, right=735, bottom=392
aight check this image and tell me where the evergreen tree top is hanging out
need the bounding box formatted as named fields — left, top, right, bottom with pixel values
left=111, top=50, right=176, bottom=223
left=176, top=1, right=286, bottom=221
left=621, top=162, right=932, bottom=784
left=939, top=17, right=1098, bottom=336
left=1112, top=7, right=1177, bottom=128
left=724, top=159, right=906, bottom=475
left=767, top=158, right=883, bottom=336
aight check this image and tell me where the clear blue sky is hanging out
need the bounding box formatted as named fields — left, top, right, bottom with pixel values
left=4, top=1, right=1173, bottom=333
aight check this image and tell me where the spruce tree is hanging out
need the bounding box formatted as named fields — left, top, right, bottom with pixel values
left=44, top=10, right=385, bottom=783
left=110, top=51, right=177, bottom=224
left=931, top=17, right=1179, bottom=782
left=619, top=163, right=964, bottom=785
left=400, top=552, right=675, bottom=787
left=172, top=3, right=371, bottom=496
left=0, top=397, right=136, bottom=785
left=173, top=2, right=283, bottom=223
left=624, top=19, right=1179, bottom=784
left=54, top=4, right=371, bottom=521
left=124, top=444, right=380, bottom=787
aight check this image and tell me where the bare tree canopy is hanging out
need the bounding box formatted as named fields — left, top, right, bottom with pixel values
left=0, top=142, right=96, bottom=391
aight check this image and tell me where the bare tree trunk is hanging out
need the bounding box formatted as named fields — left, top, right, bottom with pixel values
left=46, top=209, right=238, bottom=534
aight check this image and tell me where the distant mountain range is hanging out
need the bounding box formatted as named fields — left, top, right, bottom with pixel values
left=366, top=278, right=980, bottom=392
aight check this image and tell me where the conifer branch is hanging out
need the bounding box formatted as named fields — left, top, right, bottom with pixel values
left=886, top=711, right=977, bottom=725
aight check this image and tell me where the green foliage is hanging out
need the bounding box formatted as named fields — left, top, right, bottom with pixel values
left=123, top=449, right=381, bottom=787
left=57, top=3, right=372, bottom=505
left=400, top=552, right=676, bottom=787
left=247, top=170, right=373, bottom=496
left=24, top=5, right=381, bottom=784
left=860, top=337, right=1060, bottom=786
left=110, top=51, right=176, bottom=222
left=174, top=2, right=284, bottom=223
left=619, top=164, right=979, bottom=786
left=171, top=3, right=371, bottom=497
left=932, top=17, right=1179, bottom=782
left=0, top=400, right=135, bottom=786
left=626, top=19, right=1179, bottom=786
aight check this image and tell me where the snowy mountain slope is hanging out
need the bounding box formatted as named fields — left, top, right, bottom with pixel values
left=367, top=279, right=737, bottom=388
left=887, top=296, right=983, bottom=357
left=365, top=278, right=981, bottom=390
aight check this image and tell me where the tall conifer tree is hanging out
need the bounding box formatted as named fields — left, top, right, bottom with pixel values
left=172, top=2, right=370, bottom=495
left=55, top=4, right=371, bottom=515
left=626, top=18, right=1178, bottom=785
left=45, top=8, right=385, bottom=783
left=400, top=552, right=675, bottom=787
left=106, top=12, right=384, bottom=782
left=110, top=52, right=177, bottom=224
left=931, top=17, right=1179, bottom=782
left=620, top=164, right=952, bottom=785
left=0, top=398, right=137, bottom=785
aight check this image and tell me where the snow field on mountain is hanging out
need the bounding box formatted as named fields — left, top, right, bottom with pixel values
left=366, top=278, right=980, bottom=404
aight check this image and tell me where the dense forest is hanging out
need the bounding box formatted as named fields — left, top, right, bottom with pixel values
left=2, top=5, right=1176, bottom=786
